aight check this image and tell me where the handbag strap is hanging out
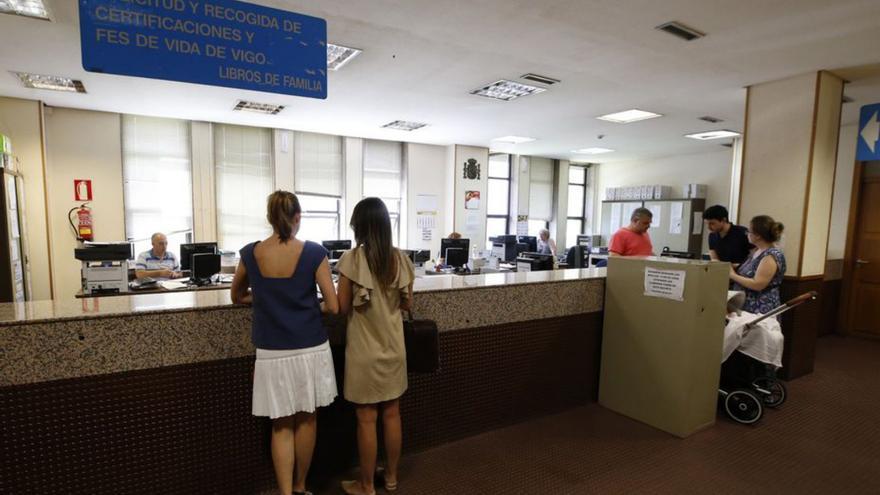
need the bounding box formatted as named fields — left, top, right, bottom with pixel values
left=403, top=309, right=413, bottom=322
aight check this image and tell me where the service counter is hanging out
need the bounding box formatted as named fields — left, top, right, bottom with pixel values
left=0, top=268, right=606, bottom=494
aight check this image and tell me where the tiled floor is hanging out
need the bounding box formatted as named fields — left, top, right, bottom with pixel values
left=306, top=336, right=880, bottom=494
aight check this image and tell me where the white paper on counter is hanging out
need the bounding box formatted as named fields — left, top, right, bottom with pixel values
left=644, top=267, right=686, bottom=301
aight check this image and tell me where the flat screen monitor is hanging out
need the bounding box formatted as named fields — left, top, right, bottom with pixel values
left=576, top=235, right=592, bottom=249
left=192, top=253, right=221, bottom=282
left=322, top=240, right=352, bottom=260
left=517, top=236, right=537, bottom=252
left=440, top=237, right=470, bottom=268
left=402, top=249, right=431, bottom=264
left=519, top=252, right=554, bottom=271
left=180, top=242, right=218, bottom=271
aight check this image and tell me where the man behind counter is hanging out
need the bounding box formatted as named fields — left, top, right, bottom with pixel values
left=703, top=205, right=753, bottom=265
left=135, top=232, right=181, bottom=279
left=608, top=207, right=654, bottom=256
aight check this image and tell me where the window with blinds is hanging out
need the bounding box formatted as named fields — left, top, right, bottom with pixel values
left=567, top=165, right=587, bottom=247
left=529, top=157, right=554, bottom=233
left=294, top=132, right=343, bottom=243
left=122, top=115, right=194, bottom=259
left=363, top=139, right=403, bottom=246
left=214, top=124, right=274, bottom=253
left=486, top=153, right=511, bottom=248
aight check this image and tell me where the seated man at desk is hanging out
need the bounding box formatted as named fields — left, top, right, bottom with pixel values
left=135, top=233, right=181, bottom=279
left=608, top=207, right=654, bottom=257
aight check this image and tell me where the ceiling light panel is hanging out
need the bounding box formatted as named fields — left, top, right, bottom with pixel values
left=684, top=130, right=741, bottom=140
left=471, top=79, right=546, bottom=101
left=492, top=136, right=536, bottom=144
left=382, top=120, right=427, bottom=131
left=0, top=0, right=49, bottom=19
left=233, top=100, right=284, bottom=114
left=327, top=43, right=362, bottom=71
left=14, top=72, right=85, bottom=92
left=596, top=109, right=662, bottom=124
left=572, top=147, right=614, bottom=155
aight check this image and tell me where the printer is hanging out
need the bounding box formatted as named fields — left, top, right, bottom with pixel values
left=74, top=242, right=132, bottom=294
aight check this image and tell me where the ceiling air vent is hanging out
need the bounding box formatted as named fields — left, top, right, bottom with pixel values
left=233, top=100, right=284, bottom=115
left=520, top=73, right=560, bottom=86
left=656, top=21, right=705, bottom=41
left=720, top=143, right=734, bottom=148
left=699, top=115, right=723, bottom=123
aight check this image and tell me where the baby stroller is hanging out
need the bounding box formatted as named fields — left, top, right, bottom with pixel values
left=718, top=291, right=818, bottom=425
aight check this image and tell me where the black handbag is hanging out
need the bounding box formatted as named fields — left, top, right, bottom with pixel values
left=402, top=310, right=440, bottom=373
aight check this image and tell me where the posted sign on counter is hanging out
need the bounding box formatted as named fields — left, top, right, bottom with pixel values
left=79, top=0, right=327, bottom=98
left=644, top=267, right=686, bottom=301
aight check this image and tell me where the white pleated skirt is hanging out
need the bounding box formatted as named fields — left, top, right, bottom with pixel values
left=252, top=341, right=338, bottom=419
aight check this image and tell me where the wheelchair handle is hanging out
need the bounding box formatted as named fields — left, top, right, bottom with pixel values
left=784, top=291, right=818, bottom=308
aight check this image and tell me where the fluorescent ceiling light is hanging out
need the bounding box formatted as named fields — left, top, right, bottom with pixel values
left=233, top=100, right=284, bottom=115
left=382, top=120, right=427, bottom=131
left=596, top=109, right=662, bottom=124
left=0, top=0, right=49, bottom=19
left=14, top=72, right=85, bottom=92
left=684, top=130, right=741, bottom=140
left=327, top=43, right=362, bottom=71
left=471, top=79, right=546, bottom=101
left=492, top=136, right=536, bottom=144
left=572, top=147, right=614, bottom=155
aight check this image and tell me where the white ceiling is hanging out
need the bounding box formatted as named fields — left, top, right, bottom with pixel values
left=1, top=0, right=879, bottom=163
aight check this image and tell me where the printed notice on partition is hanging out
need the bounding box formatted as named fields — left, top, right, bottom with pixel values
left=644, top=267, right=686, bottom=301
left=669, top=202, right=683, bottom=234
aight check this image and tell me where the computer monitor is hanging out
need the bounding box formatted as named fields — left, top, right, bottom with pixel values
left=517, top=236, right=537, bottom=252
left=576, top=235, right=592, bottom=249
left=489, top=235, right=518, bottom=262
left=516, top=252, right=554, bottom=272
left=322, top=240, right=352, bottom=260
left=402, top=249, right=431, bottom=264
left=191, top=253, right=221, bottom=284
left=180, top=242, right=218, bottom=271
left=440, top=237, right=470, bottom=268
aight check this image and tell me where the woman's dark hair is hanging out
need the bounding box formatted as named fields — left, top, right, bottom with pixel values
left=266, top=190, right=301, bottom=243
left=350, top=197, right=397, bottom=289
left=750, top=215, right=784, bottom=243
left=703, top=205, right=729, bottom=222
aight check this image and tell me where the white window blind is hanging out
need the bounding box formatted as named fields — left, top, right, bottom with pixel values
left=294, top=131, right=343, bottom=197
left=364, top=139, right=403, bottom=245
left=122, top=115, right=193, bottom=258
left=529, top=157, right=554, bottom=221
left=214, top=124, right=274, bottom=253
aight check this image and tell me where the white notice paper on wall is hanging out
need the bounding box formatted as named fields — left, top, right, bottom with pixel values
left=649, top=205, right=662, bottom=230
left=644, top=267, right=686, bottom=301
left=421, top=228, right=432, bottom=241
left=417, top=213, right=436, bottom=230
left=416, top=194, right=438, bottom=213
left=610, top=203, right=622, bottom=232
left=692, top=212, right=703, bottom=235
left=516, top=216, right=529, bottom=236
left=669, top=202, right=683, bottom=234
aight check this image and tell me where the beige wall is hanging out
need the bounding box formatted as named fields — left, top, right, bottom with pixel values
left=0, top=97, right=53, bottom=300
left=740, top=73, right=817, bottom=276
left=827, top=123, right=858, bottom=260
left=44, top=107, right=126, bottom=298
left=595, top=149, right=733, bottom=251
left=801, top=72, right=843, bottom=276
left=405, top=142, right=451, bottom=257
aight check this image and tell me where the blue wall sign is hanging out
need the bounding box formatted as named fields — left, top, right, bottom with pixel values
left=858, top=103, right=880, bottom=161
left=79, top=0, right=327, bottom=99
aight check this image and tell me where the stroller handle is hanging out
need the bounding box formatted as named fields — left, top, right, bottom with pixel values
left=784, top=291, right=819, bottom=308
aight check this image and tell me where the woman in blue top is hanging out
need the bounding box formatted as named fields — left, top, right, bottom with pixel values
left=729, top=215, right=787, bottom=315
left=231, top=190, right=339, bottom=495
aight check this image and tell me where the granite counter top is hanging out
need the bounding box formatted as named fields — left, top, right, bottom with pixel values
left=0, top=268, right=606, bottom=326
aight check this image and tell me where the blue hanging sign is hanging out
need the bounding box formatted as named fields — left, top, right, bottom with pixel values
left=79, top=0, right=327, bottom=99
left=857, top=103, right=880, bottom=161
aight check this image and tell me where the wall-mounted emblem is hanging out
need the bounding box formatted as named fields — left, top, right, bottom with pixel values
left=462, top=158, right=481, bottom=180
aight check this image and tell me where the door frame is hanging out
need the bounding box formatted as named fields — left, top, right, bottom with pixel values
left=839, top=161, right=878, bottom=337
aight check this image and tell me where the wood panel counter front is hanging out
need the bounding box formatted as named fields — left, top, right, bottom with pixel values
left=0, top=268, right=605, bottom=494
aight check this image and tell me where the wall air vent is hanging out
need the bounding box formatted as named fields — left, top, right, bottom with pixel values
left=656, top=21, right=705, bottom=41
left=698, top=116, right=723, bottom=123
left=233, top=100, right=284, bottom=115
left=520, top=73, right=560, bottom=86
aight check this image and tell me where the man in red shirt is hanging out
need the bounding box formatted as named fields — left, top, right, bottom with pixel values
left=609, top=207, right=654, bottom=256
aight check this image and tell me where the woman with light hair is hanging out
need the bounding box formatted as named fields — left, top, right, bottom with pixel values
left=537, top=228, right=557, bottom=256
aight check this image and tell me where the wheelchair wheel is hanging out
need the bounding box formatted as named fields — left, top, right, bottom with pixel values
left=724, top=389, right=763, bottom=425
left=752, top=377, right=786, bottom=408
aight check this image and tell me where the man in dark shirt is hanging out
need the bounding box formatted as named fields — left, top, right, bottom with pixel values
left=703, top=205, right=753, bottom=265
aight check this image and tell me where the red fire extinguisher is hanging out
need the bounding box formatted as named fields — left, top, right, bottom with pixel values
left=68, top=203, right=94, bottom=242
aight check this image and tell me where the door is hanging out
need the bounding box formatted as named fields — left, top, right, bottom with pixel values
left=848, top=162, right=880, bottom=337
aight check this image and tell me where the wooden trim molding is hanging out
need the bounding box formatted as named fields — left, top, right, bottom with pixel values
left=736, top=86, right=751, bottom=223
left=797, top=71, right=823, bottom=277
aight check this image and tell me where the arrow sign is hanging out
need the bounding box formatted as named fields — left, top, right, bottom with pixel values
left=857, top=103, right=880, bottom=160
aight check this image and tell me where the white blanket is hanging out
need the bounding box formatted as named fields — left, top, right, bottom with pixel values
left=722, top=311, right=784, bottom=368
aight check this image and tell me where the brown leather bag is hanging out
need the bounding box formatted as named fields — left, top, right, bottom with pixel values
left=403, top=310, right=440, bottom=373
